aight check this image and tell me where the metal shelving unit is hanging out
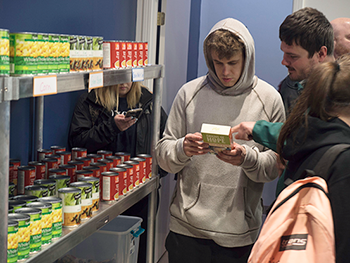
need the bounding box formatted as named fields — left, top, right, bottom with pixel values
left=0, top=64, right=164, bottom=263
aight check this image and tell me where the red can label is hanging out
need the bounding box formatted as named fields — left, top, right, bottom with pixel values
left=138, top=42, right=144, bottom=67
left=71, top=148, right=87, bottom=160
left=102, top=173, right=120, bottom=201
left=17, top=167, right=36, bottom=195
left=133, top=42, right=138, bottom=67
left=59, top=152, right=72, bottom=165
left=126, top=42, right=133, bottom=68
left=144, top=42, right=148, bottom=66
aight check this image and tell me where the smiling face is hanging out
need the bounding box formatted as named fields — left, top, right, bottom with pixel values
left=280, top=41, right=320, bottom=82
left=118, top=82, right=133, bottom=97
left=331, top=18, right=350, bottom=59
left=211, top=50, right=244, bottom=87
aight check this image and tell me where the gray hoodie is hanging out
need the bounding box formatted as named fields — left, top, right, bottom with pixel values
left=156, top=18, right=285, bottom=247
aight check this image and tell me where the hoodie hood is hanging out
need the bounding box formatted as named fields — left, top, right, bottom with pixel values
left=283, top=116, right=350, bottom=179
left=203, top=18, right=257, bottom=96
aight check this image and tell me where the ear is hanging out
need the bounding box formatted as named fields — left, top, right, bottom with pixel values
left=317, top=46, right=328, bottom=62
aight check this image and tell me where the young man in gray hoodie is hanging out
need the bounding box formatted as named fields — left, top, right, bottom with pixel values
left=156, top=18, right=285, bottom=262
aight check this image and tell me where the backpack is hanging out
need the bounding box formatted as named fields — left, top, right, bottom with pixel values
left=248, top=144, right=350, bottom=263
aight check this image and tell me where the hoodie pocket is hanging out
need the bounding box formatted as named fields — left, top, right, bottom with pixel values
left=182, top=182, right=250, bottom=234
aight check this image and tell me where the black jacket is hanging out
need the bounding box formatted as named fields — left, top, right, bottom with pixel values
left=282, top=116, right=350, bottom=263
left=68, top=87, right=168, bottom=157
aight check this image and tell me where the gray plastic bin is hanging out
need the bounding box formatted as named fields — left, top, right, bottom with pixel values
left=56, top=215, right=144, bottom=263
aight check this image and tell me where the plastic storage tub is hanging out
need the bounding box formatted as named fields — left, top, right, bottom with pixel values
left=56, top=215, right=144, bottom=263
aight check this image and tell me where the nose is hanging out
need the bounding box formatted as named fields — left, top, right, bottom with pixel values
left=281, top=54, right=289, bottom=66
left=222, top=64, right=230, bottom=76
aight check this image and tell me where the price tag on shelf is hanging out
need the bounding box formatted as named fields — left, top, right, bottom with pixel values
left=89, top=71, right=104, bottom=91
left=132, top=68, right=144, bottom=82
left=33, top=75, right=57, bottom=97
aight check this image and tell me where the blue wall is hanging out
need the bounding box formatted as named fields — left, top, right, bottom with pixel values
left=1, top=0, right=137, bottom=164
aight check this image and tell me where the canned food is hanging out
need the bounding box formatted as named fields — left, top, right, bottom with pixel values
left=25, top=185, right=49, bottom=198
left=8, top=213, right=30, bottom=260
left=10, top=195, right=37, bottom=204
left=125, top=160, right=140, bottom=188
left=105, top=155, right=121, bottom=168
left=111, top=167, right=127, bottom=195
left=117, top=164, right=133, bottom=192
left=15, top=207, right=42, bottom=253
left=130, top=157, right=146, bottom=184
left=86, top=36, right=93, bottom=71
left=71, top=147, right=87, bottom=160
left=101, top=171, right=120, bottom=202
left=42, top=158, right=59, bottom=178
left=46, top=154, right=61, bottom=166
left=87, top=153, right=103, bottom=164
left=103, top=40, right=120, bottom=69
left=17, top=165, right=36, bottom=195
left=9, top=163, right=14, bottom=185
left=58, top=151, right=72, bottom=165
left=144, top=42, right=148, bottom=66
left=37, top=197, right=62, bottom=239
left=67, top=160, right=84, bottom=171
left=138, top=42, right=144, bottom=67
left=9, top=200, right=27, bottom=211
left=0, top=29, right=10, bottom=76
left=48, top=168, right=66, bottom=178
left=133, top=42, right=138, bottom=67
left=69, top=35, right=79, bottom=72
left=97, top=150, right=113, bottom=158
left=49, top=174, right=70, bottom=194
left=36, top=33, right=49, bottom=75
left=48, top=34, right=60, bottom=74
left=114, top=152, right=130, bottom=163
left=10, top=159, right=21, bottom=194
left=75, top=156, right=92, bottom=167
left=58, top=187, right=81, bottom=227
left=37, top=149, right=53, bottom=162
left=75, top=169, right=94, bottom=179
left=126, top=41, right=133, bottom=68
left=9, top=182, right=16, bottom=197
left=97, top=158, right=113, bottom=171
left=78, top=177, right=99, bottom=213
left=137, top=154, right=152, bottom=180
left=92, top=36, right=103, bottom=70
left=59, top=34, right=70, bottom=73
left=34, top=179, right=56, bottom=197
left=26, top=202, right=52, bottom=245
left=7, top=220, right=18, bottom=263
left=82, top=165, right=100, bottom=178
left=78, top=35, right=87, bottom=72
left=10, top=32, right=37, bottom=76
left=70, top=182, right=93, bottom=220
left=59, top=164, right=76, bottom=183
left=28, top=161, right=46, bottom=180
left=50, top=145, right=66, bottom=154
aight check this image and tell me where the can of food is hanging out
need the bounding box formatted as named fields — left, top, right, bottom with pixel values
left=48, top=34, right=60, bottom=74
left=78, top=35, right=87, bottom=72
left=59, top=164, right=76, bottom=183
left=48, top=168, right=66, bottom=178
left=98, top=158, right=113, bottom=171
left=105, top=155, right=121, bottom=168
left=37, top=149, right=53, bottom=162
left=67, top=160, right=84, bottom=171
left=9, top=182, right=16, bottom=197
left=25, top=185, right=49, bottom=198
left=78, top=177, right=99, bottom=213
left=144, top=42, right=148, bottom=66
left=133, top=42, right=138, bottom=68
left=9, top=163, right=14, bottom=184
left=76, top=156, right=92, bottom=167
left=103, top=40, right=118, bottom=69
left=9, top=200, right=27, bottom=211
left=50, top=145, right=66, bottom=154
left=114, top=152, right=130, bottom=163
left=102, top=171, right=120, bottom=202
left=8, top=213, right=30, bottom=260
left=71, top=147, right=87, bottom=160
left=26, top=202, right=52, bottom=245
left=7, top=219, right=18, bottom=263
left=69, top=35, right=79, bottom=72
left=92, top=36, right=103, bottom=70
left=59, top=34, right=70, bottom=73
left=87, top=154, right=102, bottom=164
left=82, top=165, right=100, bottom=178
left=10, top=195, right=38, bottom=204
left=10, top=158, right=21, bottom=194
left=85, top=36, right=93, bottom=71
left=42, top=158, right=59, bottom=179
left=36, top=33, right=49, bottom=75
left=75, top=169, right=94, bottom=180
left=126, top=41, right=133, bottom=68
left=49, top=174, right=70, bottom=194
left=14, top=207, right=42, bottom=253
left=97, top=150, right=113, bottom=158
left=58, top=151, right=72, bottom=165
left=137, top=154, right=152, bottom=180
left=10, top=32, right=37, bottom=76
left=17, top=165, right=36, bottom=195
left=138, top=42, right=144, bottom=67
left=37, top=197, right=62, bottom=239
left=115, top=165, right=131, bottom=193
left=130, top=157, right=146, bottom=184
left=28, top=161, right=46, bottom=180
left=124, top=160, right=140, bottom=188
left=70, top=182, right=93, bottom=220
left=0, top=28, right=10, bottom=76
left=46, top=154, right=61, bottom=166
left=58, top=187, right=82, bottom=227
left=34, top=179, right=56, bottom=197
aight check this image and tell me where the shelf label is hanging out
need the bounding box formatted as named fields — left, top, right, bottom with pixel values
left=33, top=75, right=57, bottom=97
left=132, top=68, right=144, bottom=82
left=89, top=71, right=104, bottom=91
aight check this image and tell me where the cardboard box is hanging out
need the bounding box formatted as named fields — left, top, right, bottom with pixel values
left=201, top=123, right=232, bottom=153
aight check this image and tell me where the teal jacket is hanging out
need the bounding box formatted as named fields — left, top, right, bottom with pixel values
left=252, top=120, right=285, bottom=195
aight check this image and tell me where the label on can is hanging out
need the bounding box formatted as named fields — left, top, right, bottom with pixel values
left=59, top=35, right=70, bottom=73
left=37, top=197, right=62, bottom=239
left=48, top=34, right=59, bottom=74
left=58, top=188, right=82, bottom=227
left=18, top=166, right=36, bottom=195
left=26, top=202, right=52, bottom=245
left=36, top=33, right=49, bottom=75
left=49, top=175, right=70, bottom=195
left=126, top=42, right=133, bottom=68
left=10, top=32, right=37, bottom=75
left=70, top=182, right=93, bottom=220
left=25, top=185, right=49, bottom=198
left=8, top=214, right=30, bottom=260
left=7, top=220, right=18, bottom=263
left=71, top=147, right=87, bottom=160
left=34, top=179, right=56, bottom=197
left=144, top=42, right=148, bottom=66
left=78, top=177, right=99, bottom=212
left=0, top=29, right=10, bottom=75
left=92, top=36, right=103, bottom=70
left=102, top=172, right=119, bottom=201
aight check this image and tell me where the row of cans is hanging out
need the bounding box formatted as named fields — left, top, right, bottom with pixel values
left=8, top=196, right=62, bottom=262
left=103, top=41, right=148, bottom=69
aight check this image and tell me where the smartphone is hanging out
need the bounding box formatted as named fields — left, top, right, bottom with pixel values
left=125, top=108, right=142, bottom=118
